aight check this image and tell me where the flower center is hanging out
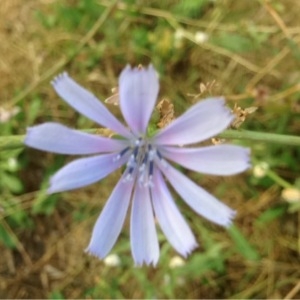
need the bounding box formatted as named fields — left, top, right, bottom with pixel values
left=115, top=137, right=158, bottom=187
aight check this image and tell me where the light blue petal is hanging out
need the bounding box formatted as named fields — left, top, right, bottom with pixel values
left=52, top=72, right=132, bottom=138
left=25, top=122, right=129, bottom=155
left=157, top=160, right=236, bottom=227
left=131, top=183, right=159, bottom=266
left=154, top=98, right=233, bottom=146
left=48, top=153, right=128, bottom=193
left=85, top=175, right=134, bottom=259
left=119, top=65, right=159, bottom=135
left=160, top=145, right=251, bottom=175
left=151, top=167, right=198, bottom=256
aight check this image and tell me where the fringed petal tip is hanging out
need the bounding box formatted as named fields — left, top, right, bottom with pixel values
left=213, top=96, right=236, bottom=123
left=133, top=242, right=198, bottom=266
left=232, top=146, right=252, bottom=174
left=51, top=72, right=68, bottom=86
left=245, top=148, right=252, bottom=168
left=87, top=242, right=160, bottom=267
left=45, top=176, right=76, bottom=195
left=86, top=247, right=159, bottom=267
left=24, top=125, right=38, bottom=138
left=122, top=64, right=156, bottom=72
left=46, top=174, right=63, bottom=194
left=134, top=258, right=159, bottom=267
left=181, top=242, right=199, bottom=258
left=23, top=127, right=32, bottom=144
left=84, top=247, right=104, bottom=260
left=223, top=209, right=237, bottom=228
left=222, top=105, right=235, bottom=126
left=234, top=146, right=252, bottom=173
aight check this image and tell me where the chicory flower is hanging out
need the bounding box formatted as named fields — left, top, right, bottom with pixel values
left=25, top=65, right=250, bottom=266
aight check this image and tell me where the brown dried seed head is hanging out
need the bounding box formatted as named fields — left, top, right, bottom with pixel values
left=156, top=98, right=175, bottom=128
left=211, top=138, right=226, bottom=145
left=231, top=104, right=258, bottom=128
left=104, top=93, right=120, bottom=106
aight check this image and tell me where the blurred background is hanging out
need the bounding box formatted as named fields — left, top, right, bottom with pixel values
left=0, top=0, right=299, bottom=298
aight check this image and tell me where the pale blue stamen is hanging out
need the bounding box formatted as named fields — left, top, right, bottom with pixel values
left=114, top=146, right=130, bottom=161
left=117, top=137, right=158, bottom=187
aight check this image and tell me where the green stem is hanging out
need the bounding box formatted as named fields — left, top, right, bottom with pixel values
left=218, top=129, right=300, bottom=146
left=266, top=169, right=293, bottom=189
left=0, top=129, right=300, bottom=152
left=0, top=135, right=25, bottom=152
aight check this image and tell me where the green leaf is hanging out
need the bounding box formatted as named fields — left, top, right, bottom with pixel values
left=256, top=206, right=286, bottom=224
left=2, top=172, right=24, bottom=193
left=228, top=225, right=260, bottom=261
left=27, top=96, right=42, bottom=125
left=210, top=32, right=257, bottom=53
left=7, top=210, right=33, bottom=229
left=0, top=223, right=17, bottom=249
left=175, top=243, right=226, bottom=277
left=48, top=290, right=65, bottom=300
left=32, top=192, right=58, bottom=215
left=173, top=0, right=209, bottom=17
left=0, top=135, right=24, bottom=151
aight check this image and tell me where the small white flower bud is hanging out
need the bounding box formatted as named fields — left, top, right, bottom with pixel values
left=194, top=31, right=208, bottom=44
left=103, top=254, right=121, bottom=267
left=281, top=188, right=300, bottom=203
left=169, top=255, right=185, bottom=268
left=253, top=162, right=269, bottom=178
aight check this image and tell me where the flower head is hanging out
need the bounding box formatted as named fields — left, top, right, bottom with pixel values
left=25, top=65, right=250, bottom=266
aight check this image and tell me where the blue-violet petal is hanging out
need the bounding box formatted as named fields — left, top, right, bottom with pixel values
left=119, top=65, right=159, bottom=135
left=52, top=72, right=132, bottom=138
left=130, top=183, right=159, bottom=266
left=25, top=122, right=128, bottom=155
left=160, top=144, right=251, bottom=175
left=48, top=153, right=128, bottom=194
left=86, top=176, right=134, bottom=258
left=158, top=160, right=236, bottom=227
left=151, top=167, right=198, bottom=256
left=154, top=98, right=233, bottom=146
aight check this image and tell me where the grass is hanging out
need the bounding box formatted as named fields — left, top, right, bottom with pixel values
left=0, top=0, right=300, bottom=298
